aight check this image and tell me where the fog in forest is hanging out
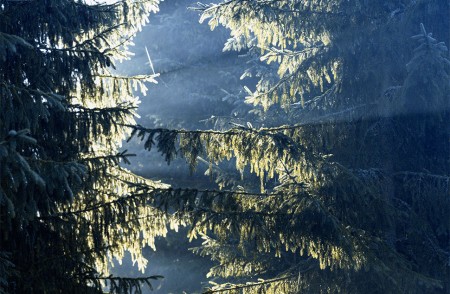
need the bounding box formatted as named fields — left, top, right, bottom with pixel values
left=114, top=1, right=245, bottom=292
left=2, top=0, right=448, bottom=293
left=112, top=1, right=450, bottom=292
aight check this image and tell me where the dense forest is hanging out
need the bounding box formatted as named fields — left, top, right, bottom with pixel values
left=0, top=0, right=449, bottom=293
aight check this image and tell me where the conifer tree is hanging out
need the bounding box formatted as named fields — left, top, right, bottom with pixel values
left=130, top=0, right=449, bottom=292
left=0, top=0, right=175, bottom=292
left=1, top=0, right=448, bottom=293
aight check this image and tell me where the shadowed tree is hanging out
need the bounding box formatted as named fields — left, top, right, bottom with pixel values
left=0, top=0, right=176, bottom=292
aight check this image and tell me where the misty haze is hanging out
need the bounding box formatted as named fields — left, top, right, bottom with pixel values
left=1, top=0, right=449, bottom=293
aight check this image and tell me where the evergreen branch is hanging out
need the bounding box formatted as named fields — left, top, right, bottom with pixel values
left=268, top=7, right=344, bottom=16
left=39, top=192, right=150, bottom=218
left=73, top=1, right=117, bottom=12
left=75, top=23, right=125, bottom=49
left=81, top=168, right=448, bottom=225
left=122, top=123, right=304, bottom=145
left=35, top=22, right=129, bottom=57
left=80, top=152, right=137, bottom=163
left=262, top=45, right=324, bottom=59
left=251, top=64, right=301, bottom=99
left=25, top=152, right=135, bottom=165
left=203, top=274, right=297, bottom=293
left=114, top=171, right=284, bottom=197
left=69, top=104, right=138, bottom=113
left=89, top=275, right=163, bottom=293
left=123, top=102, right=379, bottom=137
left=122, top=124, right=246, bottom=135
left=93, top=275, right=163, bottom=281
left=1, top=82, right=69, bottom=102
left=192, top=0, right=343, bottom=17
left=43, top=186, right=281, bottom=218
left=93, top=74, right=159, bottom=80
left=125, top=107, right=385, bottom=142
left=192, top=208, right=280, bottom=218
left=36, top=45, right=105, bottom=55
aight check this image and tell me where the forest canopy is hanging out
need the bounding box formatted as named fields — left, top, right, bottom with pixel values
left=0, top=0, right=449, bottom=293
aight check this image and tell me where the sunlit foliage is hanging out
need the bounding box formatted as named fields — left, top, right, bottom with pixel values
left=130, top=0, right=449, bottom=292
left=0, top=0, right=171, bottom=292
left=1, top=0, right=448, bottom=293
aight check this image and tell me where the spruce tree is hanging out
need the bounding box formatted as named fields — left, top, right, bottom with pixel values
left=1, top=0, right=448, bottom=293
left=0, top=0, right=173, bottom=292
left=130, top=0, right=449, bottom=292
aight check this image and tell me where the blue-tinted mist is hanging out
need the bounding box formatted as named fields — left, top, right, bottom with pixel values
left=113, top=1, right=248, bottom=292
left=118, top=0, right=251, bottom=187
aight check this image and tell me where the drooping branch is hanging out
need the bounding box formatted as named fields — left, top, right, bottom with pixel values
left=89, top=275, right=164, bottom=293
left=203, top=274, right=297, bottom=293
